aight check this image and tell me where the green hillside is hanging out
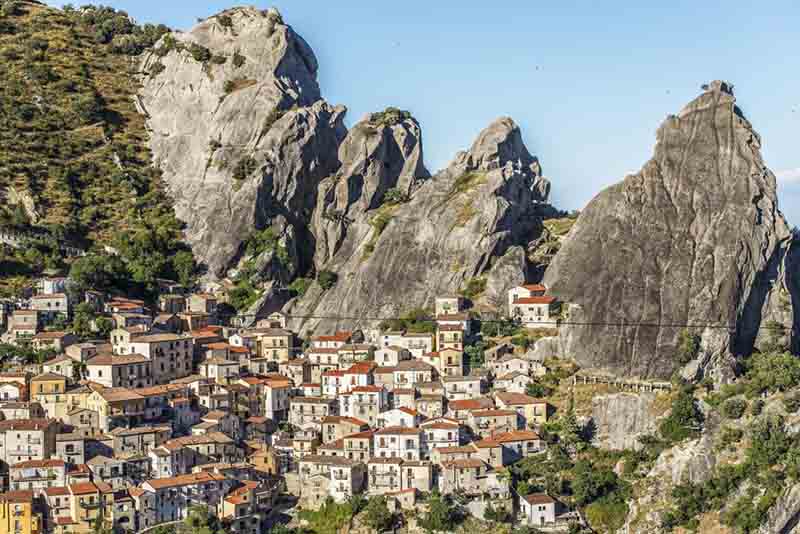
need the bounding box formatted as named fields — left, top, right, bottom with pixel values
left=0, top=1, right=194, bottom=296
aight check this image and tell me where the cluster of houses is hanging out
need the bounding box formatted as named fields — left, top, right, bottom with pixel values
left=0, top=278, right=569, bottom=533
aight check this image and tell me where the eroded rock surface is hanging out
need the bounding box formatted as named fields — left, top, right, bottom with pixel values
left=287, top=117, right=552, bottom=334
left=139, top=8, right=344, bottom=277
left=544, top=81, right=794, bottom=379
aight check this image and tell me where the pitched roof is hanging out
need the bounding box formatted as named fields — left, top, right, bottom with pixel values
left=96, top=388, right=143, bottom=403
left=32, top=372, right=67, bottom=382
left=495, top=392, right=546, bottom=406
left=351, top=385, right=383, bottom=393
left=442, top=458, right=484, bottom=469
left=87, top=353, right=149, bottom=366
left=523, top=493, right=556, bottom=505
left=0, top=490, right=34, bottom=503
left=321, top=416, right=369, bottom=427
left=395, top=360, right=435, bottom=371
left=11, top=458, right=65, bottom=469
left=0, top=418, right=56, bottom=431
left=448, top=398, right=494, bottom=411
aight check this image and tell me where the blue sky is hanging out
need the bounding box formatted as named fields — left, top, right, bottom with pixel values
left=49, top=1, right=800, bottom=222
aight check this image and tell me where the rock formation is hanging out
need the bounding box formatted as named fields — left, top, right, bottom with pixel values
left=287, top=117, right=553, bottom=334
left=591, top=392, right=661, bottom=451
left=543, top=81, right=795, bottom=379
left=138, top=8, right=344, bottom=277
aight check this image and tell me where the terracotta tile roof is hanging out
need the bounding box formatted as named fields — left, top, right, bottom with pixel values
left=87, top=353, right=149, bottom=366
left=523, top=493, right=556, bottom=505
left=520, top=284, right=547, bottom=292
left=442, top=458, right=484, bottom=469
left=448, top=398, right=494, bottom=411
left=12, top=458, right=65, bottom=469
left=0, top=490, right=34, bottom=503
left=33, top=331, right=69, bottom=340
left=395, top=360, right=435, bottom=371
left=322, top=370, right=345, bottom=377
left=319, top=438, right=344, bottom=451
left=0, top=418, right=56, bottom=431
left=298, top=454, right=358, bottom=467
left=374, top=366, right=397, bottom=374
left=344, top=430, right=375, bottom=440
left=32, top=372, right=67, bottom=382
left=495, top=392, right=546, bottom=406
left=69, top=482, right=101, bottom=495
left=322, top=416, right=369, bottom=427
left=345, top=362, right=377, bottom=374
left=491, top=430, right=541, bottom=442
left=44, top=486, right=70, bottom=496
left=313, top=331, right=351, bottom=343
left=398, top=407, right=419, bottom=416
left=421, top=421, right=459, bottom=430
left=96, top=388, right=143, bottom=403
left=369, top=456, right=403, bottom=465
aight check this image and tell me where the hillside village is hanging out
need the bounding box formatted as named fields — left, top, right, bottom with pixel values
left=0, top=276, right=603, bottom=534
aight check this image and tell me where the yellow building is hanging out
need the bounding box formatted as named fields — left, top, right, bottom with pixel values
left=0, top=490, right=42, bottom=534
left=30, top=373, right=67, bottom=397
left=52, top=482, right=114, bottom=534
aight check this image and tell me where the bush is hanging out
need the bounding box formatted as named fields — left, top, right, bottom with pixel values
left=750, top=399, right=764, bottom=416
left=785, top=393, right=800, bottom=413
left=232, top=156, right=259, bottom=181
left=217, top=14, right=233, bottom=27
left=717, top=426, right=744, bottom=450
left=659, top=386, right=703, bottom=443
left=721, top=398, right=747, bottom=419
left=745, top=351, right=800, bottom=395
left=460, top=277, right=487, bottom=300
left=676, top=329, right=701, bottom=364
left=210, top=54, right=227, bottom=64
left=188, top=42, right=211, bottom=62
left=317, top=270, right=338, bottom=291
left=233, top=51, right=246, bottom=68
left=383, top=187, right=409, bottom=205
left=363, top=496, right=393, bottom=531
left=288, top=277, right=312, bottom=297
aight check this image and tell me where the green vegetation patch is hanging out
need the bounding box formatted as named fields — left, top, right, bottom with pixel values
left=0, top=3, right=194, bottom=296
left=369, top=106, right=412, bottom=127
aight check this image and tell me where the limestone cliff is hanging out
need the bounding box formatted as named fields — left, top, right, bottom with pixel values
left=543, top=81, right=794, bottom=380
left=287, top=117, right=553, bottom=334
left=138, top=8, right=344, bottom=278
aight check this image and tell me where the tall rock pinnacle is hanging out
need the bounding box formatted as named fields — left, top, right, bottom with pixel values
left=543, top=81, right=794, bottom=380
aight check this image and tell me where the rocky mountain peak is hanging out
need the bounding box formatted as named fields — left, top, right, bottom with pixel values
left=543, top=81, right=792, bottom=380
left=139, top=5, right=339, bottom=278
left=455, top=117, right=538, bottom=173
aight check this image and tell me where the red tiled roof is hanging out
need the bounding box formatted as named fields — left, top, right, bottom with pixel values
left=448, top=398, right=494, bottom=411
left=12, top=459, right=65, bottom=469
left=495, top=392, right=547, bottom=406
left=523, top=493, right=556, bottom=505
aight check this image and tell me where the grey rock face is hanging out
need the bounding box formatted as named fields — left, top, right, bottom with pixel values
left=758, top=483, right=800, bottom=534
left=591, top=393, right=660, bottom=451
left=138, top=8, right=344, bottom=277
left=287, top=117, right=552, bottom=334
left=544, top=81, right=792, bottom=379
left=311, top=114, right=429, bottom=267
